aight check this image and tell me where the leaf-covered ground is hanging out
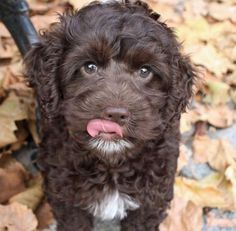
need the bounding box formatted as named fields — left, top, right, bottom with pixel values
left=0, top=0, right=236, bottom=230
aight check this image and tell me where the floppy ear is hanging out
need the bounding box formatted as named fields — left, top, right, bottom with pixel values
left=24, top=29, right=64, bottom=122
left=167, top=55, right=197, bottom=121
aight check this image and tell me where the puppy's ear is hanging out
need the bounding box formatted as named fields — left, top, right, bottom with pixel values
left=24, top=31, right=64, bottom=121
left=172, top=56, right=196, bottom=115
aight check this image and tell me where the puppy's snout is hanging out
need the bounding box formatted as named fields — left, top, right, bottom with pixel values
left=103, top=107, right=130, bottom=124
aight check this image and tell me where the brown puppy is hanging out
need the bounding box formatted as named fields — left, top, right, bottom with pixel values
left=25, top=1, right=196, bottom=230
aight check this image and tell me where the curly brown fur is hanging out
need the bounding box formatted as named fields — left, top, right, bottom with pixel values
left=25, top=1, right=196, bottom=230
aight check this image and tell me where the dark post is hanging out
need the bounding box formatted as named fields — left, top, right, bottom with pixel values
left=0, top=0, right=39, bottom=56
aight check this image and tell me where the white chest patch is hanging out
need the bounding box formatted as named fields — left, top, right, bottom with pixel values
left=87, top=191, right=139, bottom=220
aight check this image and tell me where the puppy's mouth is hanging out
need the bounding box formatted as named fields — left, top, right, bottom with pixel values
left=87, top=119, right=123, bottom=140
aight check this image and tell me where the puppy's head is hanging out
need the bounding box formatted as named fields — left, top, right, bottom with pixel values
left=25, top=1, right=196, bottom=162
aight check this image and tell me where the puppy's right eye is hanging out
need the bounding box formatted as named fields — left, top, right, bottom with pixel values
left=83, top=62, right=98, bottom=74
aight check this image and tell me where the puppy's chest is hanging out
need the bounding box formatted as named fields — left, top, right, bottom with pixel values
left=87, top=190, right=139, bottom=220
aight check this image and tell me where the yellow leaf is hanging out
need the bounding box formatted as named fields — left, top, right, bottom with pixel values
left=175, top=173, right=236, bottom=210
left=204, top=78, right=230, bottom=105
left=0, top=92, right=28, bottom=121
left=0, top=118, right=17, bottom=148
left=208, top=3, right=236, bottom=22
left=191, top=44, right=232, bottom=77
left=68, top=0, right=91, bottom=10
left=193, top=136, right=236, bottom=171
left=10, top=174, right=44, bottom=211
left=160, top=197, right=203, bottom=231
left=190, top=103, right=235, bottom=128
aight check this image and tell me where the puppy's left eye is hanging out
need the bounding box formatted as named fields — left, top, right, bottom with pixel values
left=83, top=62, right=98, bottom=74
left=138, top=66, right=153, bottom=79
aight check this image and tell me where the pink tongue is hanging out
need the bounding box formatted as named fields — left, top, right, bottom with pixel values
left=87, top=119, right=123, bottom=138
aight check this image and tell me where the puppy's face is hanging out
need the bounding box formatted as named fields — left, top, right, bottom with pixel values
left=25, top=1, right=195, bottom=162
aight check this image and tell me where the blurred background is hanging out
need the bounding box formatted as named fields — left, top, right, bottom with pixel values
left=0, top=0, right=236, bottom=231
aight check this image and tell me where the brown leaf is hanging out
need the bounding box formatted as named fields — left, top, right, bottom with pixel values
left=208, top=2, right=236, bottom=22
left=204, top=77, right=231, bottom=106
left=0, top=92, right=28, bottom=121
left=68, top=0, right=92, bottom=10
left=10, top=174, right=44, bottom=211
left=31, top=15, right=59, bottom=32
left=190, top=43, right=232, bottom=77
left=190, top=103, right=235, bottom=128
left=0, top=118, right=18, bottom=148
left=0, top=155, right=28, bottom=203
left=0, top=202, right=38, bottom=231
left=160, top=196, right=203, bottom=231
left=0, top=22, right=11, bottom=37
left=175, top=173, right=236, bottom=210
left=35, top=202, right=55, bottom=230
left=0, top=39, right=13, bottom=59
left=177, top=144, right=191, bottom=172
left=193, top=136, right=236, bottom=172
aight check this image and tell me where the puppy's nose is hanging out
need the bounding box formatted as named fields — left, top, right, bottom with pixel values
left=103, top=107, right=130, bottom=124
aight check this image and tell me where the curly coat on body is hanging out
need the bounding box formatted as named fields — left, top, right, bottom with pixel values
left=25, top=1, right=196, bottom=230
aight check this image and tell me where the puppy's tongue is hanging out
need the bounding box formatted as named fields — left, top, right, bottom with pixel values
left=87, top=119, right=123, bottom=138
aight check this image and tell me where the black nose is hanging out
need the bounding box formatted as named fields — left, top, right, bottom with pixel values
left=103, top=107, right=130, bottom=124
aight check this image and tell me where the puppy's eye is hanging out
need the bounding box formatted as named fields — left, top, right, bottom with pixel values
left=138, top=66, right=153, bottom=79
left=83, top=62, right=98, bottom=74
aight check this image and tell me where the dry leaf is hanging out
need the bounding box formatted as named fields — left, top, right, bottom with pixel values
left=193, top=136, right=236, bottom=171
left=0, top=91, right=32, bottom=147
left=0, top=118, right=18, bottom=148
left=68, top=0, right=92, bottom=9
left=206, top=105, right=235, bottom=128
left=31, top=15, right=59, bottom=32
left=191, top=44, right=232, bottom=77
left=204, top=78, right=230, bottom=105
left=160, top=196, right=203, bottom=231
left=0, top=22, right=11, bottom=37
left=177, top=144, right=191, bottom=172
left=190, top=103, right=235, bottom=128
left=208, top=2, right=236, bottom=22
left=35, top=202, right=55, bottom=230
left=0, top=156, right=28, bottom=203
left=175, top=173, right=236, bottom=210
left=0, top=91, right=28, bottom=121
left=0, top=202, right=38, bottom=231
left=10, top=174, right=44, bottom=211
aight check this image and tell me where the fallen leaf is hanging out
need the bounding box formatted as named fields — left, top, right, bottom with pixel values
left=204, top=78, right=230, bottom=105
left=0, top=155, right=28, bottom=203
left=0, top=39, right=13, bottom=59
left=177, top=144, right=191, bottom=172
left=35, top=202, right=55, bottom=230
left=31, top=14, right=59, bottom=32
left=175, top=173, right=236, bottom=210
left=190, top=103, right=235, bottom=128
left=10, top=174, right=44, bottom=211
left=0, top=202, right=38, bottom=231
left=208, top=2, right=236, bottom=22
left=0, top=118, right=18, bottom=148
left=68, top=0, right=92, bottom=9
left=190, top=44, right=232, bottom=77
left=206, top=105, right=235, bottom=128
left=193, top=136, right=236, bottom=172
left=0, top=22, right=11, bottom=37
left=0, top=92, right=28, bottom=121
left=160, top=196, right=203, bottom=231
